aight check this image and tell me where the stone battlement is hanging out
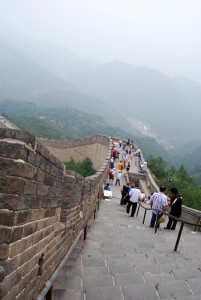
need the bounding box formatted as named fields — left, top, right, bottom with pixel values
left=0, top=129, right=112, bottom=300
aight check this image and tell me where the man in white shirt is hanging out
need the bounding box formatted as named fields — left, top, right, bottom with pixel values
left=149, top=185, right=168, bottom=228
left=126, top=183, right=141, bottom=218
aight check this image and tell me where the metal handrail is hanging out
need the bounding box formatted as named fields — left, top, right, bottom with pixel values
left=137, top=203, right=201, bottom=251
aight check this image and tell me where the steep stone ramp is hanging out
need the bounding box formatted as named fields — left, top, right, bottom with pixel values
left=52, top=183, right=201, bottom=300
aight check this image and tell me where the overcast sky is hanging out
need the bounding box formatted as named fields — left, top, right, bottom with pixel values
left=1, top=0, right=201, bottom=82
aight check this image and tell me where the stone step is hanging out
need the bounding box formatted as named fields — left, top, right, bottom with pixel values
left=52, top=155, right=201, bottom=299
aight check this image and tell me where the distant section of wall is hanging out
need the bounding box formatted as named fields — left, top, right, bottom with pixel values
left=0, top=129, right=112, bottom=300
left=40, top=135, right=109, bottom=170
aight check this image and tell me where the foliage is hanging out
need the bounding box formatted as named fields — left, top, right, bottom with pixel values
left=0, top=99, right=133, bottom=140
left=7, top=116, right=68, bottom=140
left=64, top=157, right=96, bottom=177
left=146, top=156, right=168, bottom=178
left=147, top=156, right=201, bottom=210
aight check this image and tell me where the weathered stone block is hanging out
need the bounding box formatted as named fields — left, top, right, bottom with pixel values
left=1, top=256, right=20, bottom=276
left=32, top=231, right=43, bottom=245
left=48, top=187, right=57, bottom=198
left=39, top=157, right=48, bottom=171
left=24, top=181, right=37, bottom=195
left=44, top=174, right=55, bottom=187
left=10, top=239, right=27, bottom=258
left=10, top=226, right=23, bottom=243
left=0, top=177, right=24, bottom=194
left=17, top=277, right=38, bottom=300
left=30, top=209, right=45, bottom=222
left=41, top=197, right=52, bottom=208
left=44, top=208, right=57, bottom=218
left=28, top=150, right=41, bottom=167
left=17, top=268, right=37, bottom=294
left=0, top=209, right=15, bottom=226
left=23, top=222, right=38, bottom=237
left=0, top=267, right=5, bottom=283
left=0, top=244, right=10, bottom=260
left=34, top=169, right=45, bottom=183
left=20, top=246, right=37, bottom=265
left=1, top=285, right=17, bottom=300
left=0, top=227, right=11, bottom=243
left=0, top=142, right=29, bottom=160
left=0, top=158, right=37, bottom=179
left=37, top=218, right=49, bottom=231
left=15, top=210, right=31, bottom=225
left=37, top=184, right=49, bottom=196
left=30, top=196, right=42, bottom=209
left=0, top=193, right=31, bottom=210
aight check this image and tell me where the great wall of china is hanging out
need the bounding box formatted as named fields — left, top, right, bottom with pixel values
left=0, top=127, right=201, bottom=300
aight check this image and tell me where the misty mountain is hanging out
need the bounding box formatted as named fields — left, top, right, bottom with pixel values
left=68, top=60, right=201, bottom=143
left=0, top=38, right=76, bottom=99
left=2, top=35, right=201, bottom=144
left=0, top=36, right=136, bottom=135
left=12, top=36, right=201, bottom=143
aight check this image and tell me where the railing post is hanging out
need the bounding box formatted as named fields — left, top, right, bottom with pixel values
left=45, top=287, right=53, bottom=300
left=136, top=203, right=140, bottom=216
left=84, top=224, right=87, bottom=240
left=174, top=222, right=184, bottom=251
left=194, top=217, right=201, bottom=232
left=155, top=212, right=159, bottom=233
left=142, top=209, right=147, bottom=224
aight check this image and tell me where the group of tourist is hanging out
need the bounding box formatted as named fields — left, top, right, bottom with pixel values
left=107, top=138, right=182, bottom=230
left=149, top=185, right=182, bottom=230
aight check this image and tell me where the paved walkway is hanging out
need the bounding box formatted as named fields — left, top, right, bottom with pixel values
left=53, top=150, right=201, bottom=300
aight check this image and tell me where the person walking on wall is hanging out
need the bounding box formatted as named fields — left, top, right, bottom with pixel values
left=118, top=161, right=124, bottom=172
left=126, top=183, right=141, bottom=218
left=124, top=167, right=129, bottom=184
left=164, top=187, right=182, bottom=230
left=115, top=170, right=122, bottom=186
left=149, top=185, right=168, bottom=228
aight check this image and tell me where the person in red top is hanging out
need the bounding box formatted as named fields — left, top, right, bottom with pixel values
left=112, top=149, right=117, bottom=160
left=109, top=168, right=115, bottom=184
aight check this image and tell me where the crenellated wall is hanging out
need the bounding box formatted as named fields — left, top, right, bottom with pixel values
left=0, top=129, right=112, bottom=300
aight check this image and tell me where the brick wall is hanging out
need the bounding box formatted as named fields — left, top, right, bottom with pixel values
left=0, top=129, right=112, bottom=300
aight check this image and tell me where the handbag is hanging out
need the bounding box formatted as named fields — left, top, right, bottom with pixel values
left=158, top=214, right=166, bottom=224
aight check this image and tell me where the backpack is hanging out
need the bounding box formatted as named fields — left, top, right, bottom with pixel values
left=109, top=170, right=114, bottom=177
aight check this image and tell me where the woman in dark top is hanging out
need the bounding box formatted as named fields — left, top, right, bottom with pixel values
left=165, top=187, right=182, bottom=230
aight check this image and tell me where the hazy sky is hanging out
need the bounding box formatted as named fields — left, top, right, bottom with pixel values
left=1, top=0, right=201, bottom=81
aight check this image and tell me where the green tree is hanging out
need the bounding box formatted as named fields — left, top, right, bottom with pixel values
left=147, top=156, right=167, bottom=178
left=64, top=157, right=96, bottom=178
left=148, top=156, right=201, bottom=210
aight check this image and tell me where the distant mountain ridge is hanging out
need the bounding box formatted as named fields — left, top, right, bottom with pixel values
left=0, top=99, right=171, bottom=161
left=1, top=35, right=201, bottom=144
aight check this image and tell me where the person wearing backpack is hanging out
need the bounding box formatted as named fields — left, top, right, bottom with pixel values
left=164, top=187, right=182, bottom=230
left=109, top=168, right=115, bottom=185
left=120, top=183, right=131, bottom=205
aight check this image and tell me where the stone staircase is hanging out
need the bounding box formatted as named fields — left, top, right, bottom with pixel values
left=52, top=184, right=201, bottom=300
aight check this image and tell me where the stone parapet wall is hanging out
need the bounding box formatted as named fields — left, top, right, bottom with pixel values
left=181, top=206, right=201, bottom=230
left=137, top=166, right=201, bottom=229
left=0, top=129, right=111, bottom=300
left=40, top=135, right=110, bottom=170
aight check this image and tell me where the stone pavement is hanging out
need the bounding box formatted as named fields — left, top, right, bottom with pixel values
left=52, top=152, right=201, bottom=300
left=52, top=191, right=201, bottom=299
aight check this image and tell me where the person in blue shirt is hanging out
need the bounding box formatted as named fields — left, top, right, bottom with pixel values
left=104, top=183, right=111, bottom=191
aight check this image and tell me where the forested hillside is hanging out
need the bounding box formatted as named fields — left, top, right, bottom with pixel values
left=0, top=99, right=170, bottom=161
